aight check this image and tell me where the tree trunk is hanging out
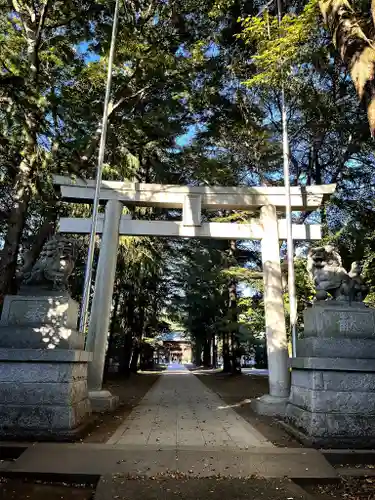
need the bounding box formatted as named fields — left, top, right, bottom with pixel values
left=319, top=0, right=375, bottom=136
left=228, top=240, right=241, bottom=374
left=130, top=342, right=140, bottom=373
left=0, top=181, right=32, bottom=297
left=103, top=290, right=121, bottom=381
left=0, top=122, right=37, bottom=297
left=203, top=336, right=211, bottom=367
left=17, top=211, right=57, bottom=283
left=194, top=339, right=202, bottom=366
left=0, top=2, right=48, bottom=297
left=130, top=297, right=146, bottom=373
left=118, top=289, right=135, bottom=377
left=230, top=331, right=237, bottom=374
left=212, top=335, right=217, bottom=368
left=222, top=334, right=231, bottom=373
left=119, top=331, right=133, bottom=378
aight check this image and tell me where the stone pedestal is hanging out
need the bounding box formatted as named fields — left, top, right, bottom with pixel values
left=286, top=302, right=375, bottom=448
left=0, top=293, right=92, bottom=440
left=0, top=294, right=83, bottom=349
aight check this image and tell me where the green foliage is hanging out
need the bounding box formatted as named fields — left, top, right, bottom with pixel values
left=222, top=267, right=263, bottom=292
left=238, top=0, right=320, bottom=87
left=2, top=0, right=375, bottom=373
left=208, top=0, right=237, bottom=18
left=238, top=294, right=265, bottom=339
left=169, top=239, right=228, bottom=337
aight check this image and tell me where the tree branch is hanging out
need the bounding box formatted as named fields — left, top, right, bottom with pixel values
left=111, top=83, right=152, bottom=114
left=79, top=83, right=152, bottom=166
left=36, top=0, right=50, bottom=43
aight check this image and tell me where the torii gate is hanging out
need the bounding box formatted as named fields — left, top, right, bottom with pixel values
left=53, top=175, right=335, bottom=415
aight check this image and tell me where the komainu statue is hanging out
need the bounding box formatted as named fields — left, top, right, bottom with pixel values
left=307, top=245, right=368, bottom=303
left=22, top=236, right=77, bottom=292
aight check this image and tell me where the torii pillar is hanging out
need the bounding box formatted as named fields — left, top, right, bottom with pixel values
left=85, top=200, right=123, bottom=412
left=251, top=204, right=290, bottom=417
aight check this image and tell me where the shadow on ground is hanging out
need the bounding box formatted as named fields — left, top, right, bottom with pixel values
left=195, top=370, right=301, bottom=447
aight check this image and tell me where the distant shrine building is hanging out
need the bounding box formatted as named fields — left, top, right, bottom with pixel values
left=155, top=332, right=192, bottom=364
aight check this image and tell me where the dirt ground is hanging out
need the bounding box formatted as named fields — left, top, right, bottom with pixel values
left=195, top=370, right=301, bottom=447
left=82, top=373, right=159, bottom=443
left=305, top=478, right=375, bottom=499
left=0, top=478, right=95, bottom=500
left=94, top=476, right=312, bottom=500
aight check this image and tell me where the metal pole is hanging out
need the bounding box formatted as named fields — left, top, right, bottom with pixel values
left=79, top=0, right=121, bottom=334
left=276, top=0, right=297, bottom=357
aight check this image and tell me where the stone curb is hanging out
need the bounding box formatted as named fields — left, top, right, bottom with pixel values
left=0, top=444, right=337, bottom=481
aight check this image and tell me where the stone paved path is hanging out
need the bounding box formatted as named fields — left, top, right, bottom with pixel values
left=107, top=364, right=273, bottom=449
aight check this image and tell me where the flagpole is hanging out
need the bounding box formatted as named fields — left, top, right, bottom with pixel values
left=276, top=0, right=297, bottom=356
left=79, top=0, right=121, bottom=334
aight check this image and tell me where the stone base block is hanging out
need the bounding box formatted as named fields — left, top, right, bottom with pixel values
left=285, top=404, right=375, bottom=449
left=89, top=390, right=119, bottom=413
left=291, top=368, right=375, bottom=392
left=0, top=419, right=92, bottom=442
left=0, top=398, right=90, bottom=436
left=0, top=380, right=88, bottom=405
left=297, top=337, right=375, bottom=359
left=251, top=394, right=288, bottom=418
left=287, top=355, right=375, bottom=448
left=303, top=302, right=375, bottom=339
left=290, top=384, right=375, bottom=413
left=0, top=349, right=92, bottom=441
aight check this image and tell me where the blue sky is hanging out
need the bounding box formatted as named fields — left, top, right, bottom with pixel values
left=76, top=41, right=99, bottom=63
left=175, top=124, right=199, bottom=147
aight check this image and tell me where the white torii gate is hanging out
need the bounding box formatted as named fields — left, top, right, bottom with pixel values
left=53, top=175, right=335, bottom=416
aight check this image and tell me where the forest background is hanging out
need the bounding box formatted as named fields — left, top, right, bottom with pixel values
left=1, top=0, right=374, bottom=374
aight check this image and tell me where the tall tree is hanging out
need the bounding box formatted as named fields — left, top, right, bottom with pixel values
left=0, top=0, right=105, bottom=296
left=318, top=0, right=375, bottom=136
left=0, top=0, right=222, bottom=297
